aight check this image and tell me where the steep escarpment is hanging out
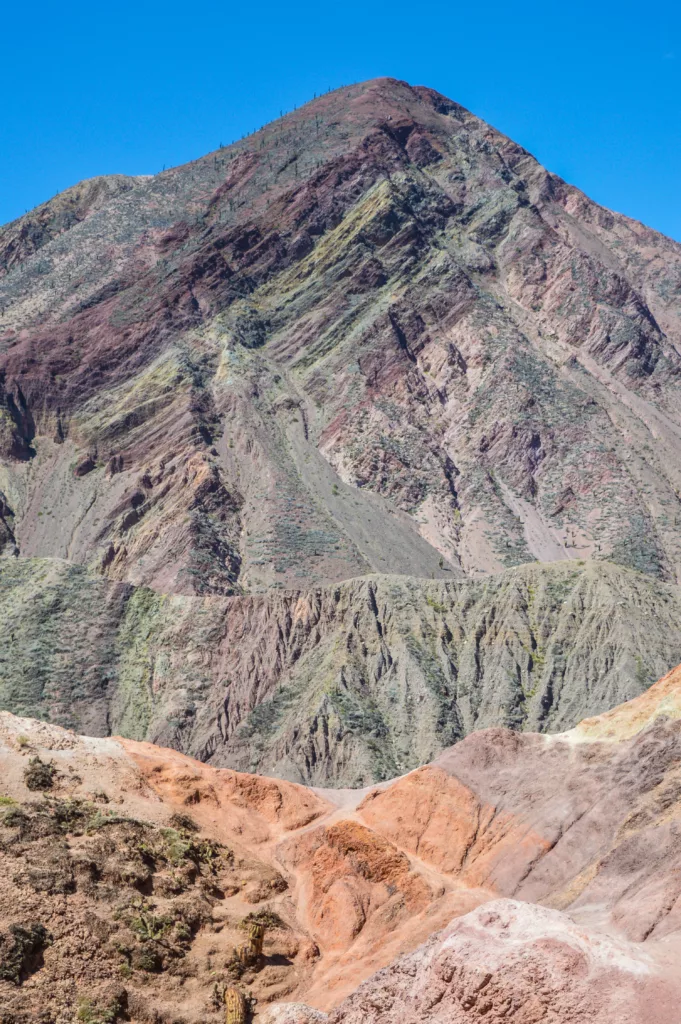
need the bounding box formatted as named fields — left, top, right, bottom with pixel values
left=2, top=556, right=681, bottom=785
left=1, top=78, right=681, bottom=596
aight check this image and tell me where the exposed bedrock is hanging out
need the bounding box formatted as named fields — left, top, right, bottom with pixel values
left=4, top=664, right=681, bottom=1021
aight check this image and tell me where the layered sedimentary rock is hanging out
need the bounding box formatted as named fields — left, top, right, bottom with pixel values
left=3, top=74, right=681, bottom=1023
left=1, top=78, right=681, bottom=597
left=2, top=77, right=681, bottom=781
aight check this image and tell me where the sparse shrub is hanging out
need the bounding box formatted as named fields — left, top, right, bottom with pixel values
left=16, top=736, right=30, bottom=749
left=2, top=806, right=27, bottom=828
left=159, top=828, right=193, bottom=866
left=0, top=923, right=51, bottom=984
left=129, top=911, right=173, bottom=942
left=192, top=837, right=227, bottom=872
left=168, top=812, right=199, bottom=833
left=50, top=798, right=92, bottom=831
left=85, top=809, right=119, bottom=831
left=24, top=757, right=57, bottom=791
left=131, top=942, right=163, bottom=972
left=157, top=827, right=228, bottom=873
left=76, top=991, right=126, bottom=1024
left=173, top=920, right=192, bottom=943
left=0, top=795, right=17, bottom=806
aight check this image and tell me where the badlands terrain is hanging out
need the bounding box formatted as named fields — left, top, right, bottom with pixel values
left=2, top=76, right=681, bottom=1020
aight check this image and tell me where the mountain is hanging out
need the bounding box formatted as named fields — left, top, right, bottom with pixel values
left=2, top=664, right=681, bottom=1022
left=2, top=77, right=681, bottom=779
left=3, top=77, right=681, bottom=589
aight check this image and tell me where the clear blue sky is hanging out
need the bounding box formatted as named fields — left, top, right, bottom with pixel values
left=2, top=0, right=680, bottom=239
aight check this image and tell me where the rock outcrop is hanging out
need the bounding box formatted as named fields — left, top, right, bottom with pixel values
left=262, top=900, right=678, bottom=1024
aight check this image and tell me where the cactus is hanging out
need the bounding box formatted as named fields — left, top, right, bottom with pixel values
left=235, top=942, right=251, bottom=965
left=248, top=922, right=265, bottom=959
left=234, top=920, right=266, bottom=968
left=224, top=986, right=247, bottom=1024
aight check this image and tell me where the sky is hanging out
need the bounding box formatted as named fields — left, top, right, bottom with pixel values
left=1, top=0, right=680, bottom=239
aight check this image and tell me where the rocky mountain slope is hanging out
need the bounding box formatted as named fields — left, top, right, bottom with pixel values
left=3, top=663, right=681, bottom=1022
left=2, top=76, right=681, bottom=781
left=3, top=556, right=681, bottom=785
left=3, top=75, right=681, bottom=1024
left=2, top=77, right=681, bottom=593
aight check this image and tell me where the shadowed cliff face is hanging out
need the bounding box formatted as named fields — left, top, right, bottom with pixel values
left=3, top=669, right=681, bottom=1022
left=1, top=77, right=681, bottom=596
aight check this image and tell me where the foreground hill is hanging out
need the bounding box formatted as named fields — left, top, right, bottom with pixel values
left=2, top=664, right=681, bottom=1021
left=2, top=556, right=681, bottom=785
left=264, top=900, right=677, bottom=1024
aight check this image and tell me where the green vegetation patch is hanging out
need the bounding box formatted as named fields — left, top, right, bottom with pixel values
left=76, top=994, right=126, bottom=1024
